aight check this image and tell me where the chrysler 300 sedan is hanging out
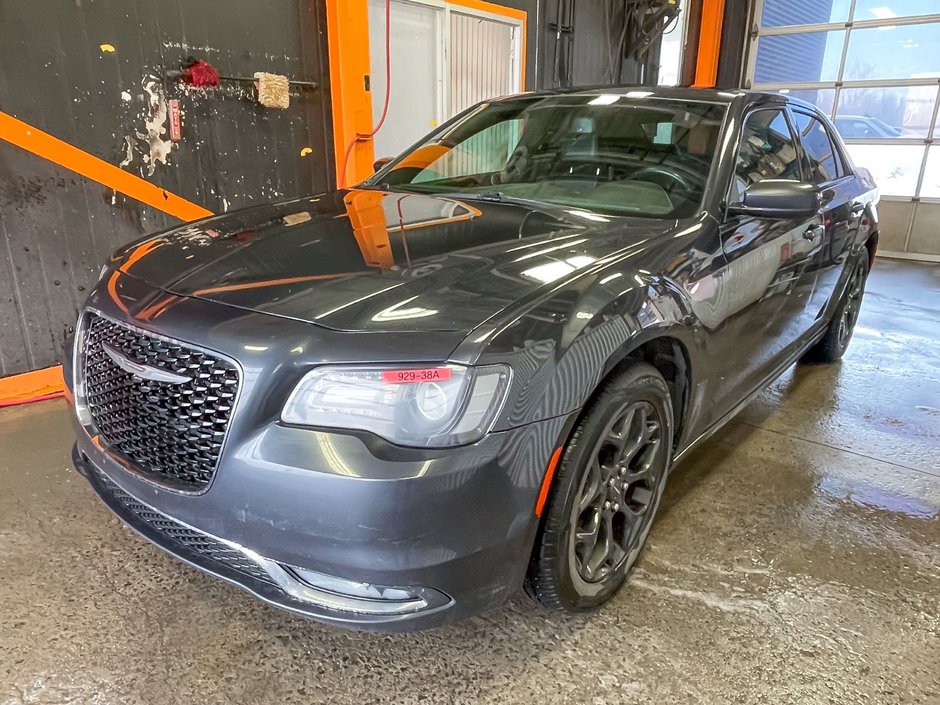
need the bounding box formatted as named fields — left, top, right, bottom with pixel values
left=66, top=87, right=878, bottom=631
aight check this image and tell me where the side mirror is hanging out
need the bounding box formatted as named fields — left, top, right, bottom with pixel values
left=727, top=180, right=821, bottom=219
left=373, top=156, right=393, bottom=172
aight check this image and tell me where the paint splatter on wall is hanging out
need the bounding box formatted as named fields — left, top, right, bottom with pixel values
left=119, top=76, right=175, bottom=176
left=0, top=0, right=335, bottom=376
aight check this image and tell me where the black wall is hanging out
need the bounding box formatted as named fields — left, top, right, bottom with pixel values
left=533, top=0, right=677, bottom=89
left=0, top=0, right=334, bottom=377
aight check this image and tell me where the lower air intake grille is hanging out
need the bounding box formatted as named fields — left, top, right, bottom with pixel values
left=81, top=313, right=240, bottom=490
left=98, top=472, right=275, bottom=585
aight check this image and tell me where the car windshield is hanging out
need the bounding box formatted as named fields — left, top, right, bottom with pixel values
left=370, top=94, right=727, bottom=219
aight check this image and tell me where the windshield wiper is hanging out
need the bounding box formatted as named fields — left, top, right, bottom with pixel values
left=413, top=189, right=506, bottom=202
left=433, top=191, right=555, bottom=208
left=468, top=191, right=505, bottom=202
left=365, top=186, right=558, bottom=211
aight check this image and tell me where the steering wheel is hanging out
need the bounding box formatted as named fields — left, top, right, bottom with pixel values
left=627, top=167, right=696, bottom=197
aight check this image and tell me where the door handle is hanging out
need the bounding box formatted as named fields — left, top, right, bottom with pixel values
left=803, top=224, right=825, bottom=240
left=850, top=201, right=865, bottom=215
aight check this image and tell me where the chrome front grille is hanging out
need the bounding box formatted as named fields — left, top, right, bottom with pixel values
left=80, top=312, right=240, bottom=490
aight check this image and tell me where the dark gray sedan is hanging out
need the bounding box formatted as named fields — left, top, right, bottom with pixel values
left=67, top=87, right=879, bottom=631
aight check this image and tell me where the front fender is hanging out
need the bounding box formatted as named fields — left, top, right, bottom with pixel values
left=469, top=268, right=700, bottom=434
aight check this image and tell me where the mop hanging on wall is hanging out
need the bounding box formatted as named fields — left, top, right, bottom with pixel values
left=179, top=59, right=221, bottom=87
left=253, top=72, right=290, bottom=109
left=166, top=58, right=315, bottom=107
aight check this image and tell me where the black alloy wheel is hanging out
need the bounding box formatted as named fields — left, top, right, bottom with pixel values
left=526, top=362, right=673, bottom=611
left=837, top=259, right=865, bottom=349
left=803, top=251, right=870, bottom=363
left=570, top=400, right=663, bottom=584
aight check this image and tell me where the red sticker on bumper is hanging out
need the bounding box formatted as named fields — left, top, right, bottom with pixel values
left=382, top=368, right=453, bottom=384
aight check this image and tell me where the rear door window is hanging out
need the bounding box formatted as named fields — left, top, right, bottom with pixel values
left=793, top=112, right=843, bottom=184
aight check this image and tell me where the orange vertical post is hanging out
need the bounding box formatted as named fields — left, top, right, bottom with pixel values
left=325, top=0, right=377, bottom=187
left=692, top=0, right=725, bottom=88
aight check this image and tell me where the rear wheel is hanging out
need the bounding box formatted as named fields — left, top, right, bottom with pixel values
left=526, top=362, right=672, bottom=611
left=803, top=252, right=869, bottom=363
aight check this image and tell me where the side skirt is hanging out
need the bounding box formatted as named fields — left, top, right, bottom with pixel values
left=671, top=322, right=827, bottom=466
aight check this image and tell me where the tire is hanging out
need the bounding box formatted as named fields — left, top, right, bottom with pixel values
left=802, top=251, right=869, bottom=364
left=526, top=361, right=673, bottom=611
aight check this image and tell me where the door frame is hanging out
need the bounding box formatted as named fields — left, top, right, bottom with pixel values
left=325, top=0, right=526, bottom=187
left=401, top=0, right=525, bottom=112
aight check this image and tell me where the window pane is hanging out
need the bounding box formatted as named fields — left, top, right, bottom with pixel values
left=657, top=17, right=685, bottom=86
left=843, top=23, right=940, bottom=81
left=415, top=120, right=524, bottom=181
left=844, top=144, right=926, bottom=196
left=853, top=0, right=940, bottom=21
left=778, top=88, right=836, bottom=117
left=731, top=110, right=802, bottom=202
left=920, top=146, right=940, bottom=199
left=835, top=85, right=938, bottom=138
left=369, top=0, right=443, bottom=157
left=793, top=113, right=841, bottom=182
left=760, top=0, right=851, bottom=27
left=754, top=31, right=845, bottom=83
left=761, top=0, right=851, bottom=28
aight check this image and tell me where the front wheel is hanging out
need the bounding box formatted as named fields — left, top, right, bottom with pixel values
left=802, top=252, right=869, bottom=363
left=526, top=362, right=673, bottom=611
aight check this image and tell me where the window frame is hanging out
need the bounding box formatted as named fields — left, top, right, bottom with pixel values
left=724, top=105, right=806, bottom=210
left=789, top=107, right=855, bottom=186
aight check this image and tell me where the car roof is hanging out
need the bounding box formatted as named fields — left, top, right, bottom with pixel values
left=498, top=85, right=742, bottom=104
left=493, top=85, right=825, bottom=114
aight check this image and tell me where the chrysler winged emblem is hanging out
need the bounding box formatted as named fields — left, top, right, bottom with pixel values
left=103, top=344, right=192, bottom=384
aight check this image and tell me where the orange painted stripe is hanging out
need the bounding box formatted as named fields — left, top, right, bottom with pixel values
left=0, top=365, right=65, bottom=406
left=0, top=111, right=213, bottom=222
left=692, top=0, right=725, bottom=88
left=0, top=115, right=213, bottom=403
left=534, top=447, right=564, bottom=517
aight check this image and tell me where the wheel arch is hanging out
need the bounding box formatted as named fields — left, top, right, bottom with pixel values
left=551, top=329, right=695, bottom=458
left=599, top=333, right=692, bottom=452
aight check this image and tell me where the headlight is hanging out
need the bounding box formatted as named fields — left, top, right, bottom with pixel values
left=281, top=364, right=512, bottom=448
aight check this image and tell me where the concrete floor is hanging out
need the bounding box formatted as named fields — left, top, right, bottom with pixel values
left=1, top=258, right=938, bottom=705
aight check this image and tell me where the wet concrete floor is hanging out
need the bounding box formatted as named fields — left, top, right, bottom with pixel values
left=1, top=258, right=938, bottom=704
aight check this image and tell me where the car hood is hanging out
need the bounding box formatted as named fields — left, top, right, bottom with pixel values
left=112, top=189, right=674, bottom=333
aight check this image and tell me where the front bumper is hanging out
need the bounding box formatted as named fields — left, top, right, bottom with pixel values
left=72, top=445, right=456, bottom=628
left=66, top=277, right=570, bottom=631
left=71, top=411, right=567, bottom=632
